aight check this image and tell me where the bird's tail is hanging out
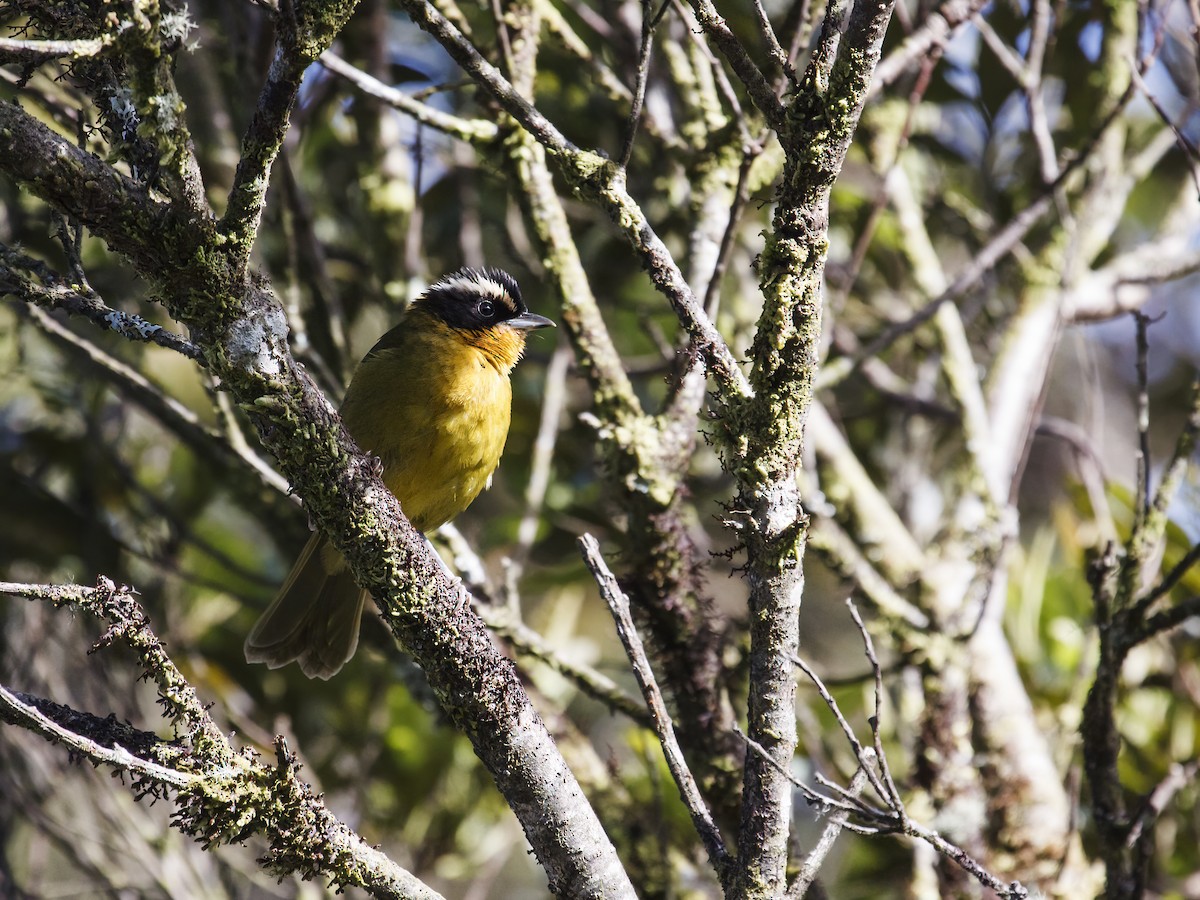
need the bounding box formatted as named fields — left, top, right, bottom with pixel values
left=244, top=532, right=367, bottom=680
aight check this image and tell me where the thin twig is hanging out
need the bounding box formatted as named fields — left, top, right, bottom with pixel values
left=1036, top=417, right=1119, bottom=546
left=0, top=685, right=198, bottom=789
left=220, top=0, right=360, bottom=269
left=1144, top=372, right=1200, bottom=535
left=788, top=761, right=871, bottom=898
left=619, top=0, right=672, bottom=169
left=320, top=51, right=501, bottom=143
left=1126, top=760, right=1200, bottom=851
left=20, top=303, right=291, bottom=499
left=750, top=0, right=789, bottom=76
left=0, top=245, right=202, bottom=361
left=1130, top=593, right=1200, bottom=646
left=846, top=600, right=905, bottom=814
left=1130, top=63, right=1200, bottom=197
left=702, top=137, right=763, bottom=318
left=735, top=725, right=887, bottom=822
left=684, top=0, right=785, bottom=129
left=869, top=0, right=988, bottom=99
left=1133, top=311, right=1155, bottom=529
left=511, top=340, right=572, bottom=575
left=1137, top=541, right=1200, bottom=611
left=818, top=76, right=1137, bottom=392
left=786, top=650, right=893, bottom=805
left=579, top=534, right=731, bottom=881
left=733, top=725, right=1028, bottom=897
left=478, top=602, right=655, bottom=727
left=1119, top=373, right=1200, bottom=623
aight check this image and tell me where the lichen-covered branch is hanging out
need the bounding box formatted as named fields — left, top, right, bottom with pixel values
left=1083, top=377, right=1200, bottom=899
left=0, top=578, right=444, bottom=900
left=0, top=28, right=636, bottom=900
left=725, top=2, right=896, bottom=895
left=0, top=244, right=202, bottom=360
left=220, top=0, right=362, bottom=267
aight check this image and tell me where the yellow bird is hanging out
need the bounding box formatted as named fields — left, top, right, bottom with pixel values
left=245, top=268, right=554, bottom=678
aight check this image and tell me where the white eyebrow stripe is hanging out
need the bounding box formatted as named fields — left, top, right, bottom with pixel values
left=428, top=272, right=519, bottom=313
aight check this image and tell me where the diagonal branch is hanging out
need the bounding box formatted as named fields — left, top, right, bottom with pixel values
left=19, top=303, right=291, bottom=499
left=220, top=0, right=362, bottom=269
left=318, top=51, right=501, bottom=142
left=393, top=0, right=750, bottom=401
left=580, top=535, right=730, bottom=884
left=0, top=45, right=639, bottom=900
left=0, top=579, right=445, bottom=900
left=684, top=0, right=785, bottom=129
left=0, top=686, right=197, bottom=790
left=0, top=244, right=202, bottom=361
left=0, top=101, right=175, bottom=273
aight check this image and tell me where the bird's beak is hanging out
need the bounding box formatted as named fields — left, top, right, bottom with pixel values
left=509, top=312, right=556, bottom=331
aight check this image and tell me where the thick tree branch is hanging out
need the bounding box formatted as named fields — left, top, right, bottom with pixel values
left=726, top=5, right=897, bottom=893
left=0, top=101, right=176, bottom=272
left=0, top=32, right=636, bottom=900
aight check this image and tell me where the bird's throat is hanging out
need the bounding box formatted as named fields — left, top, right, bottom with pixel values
left=459, top=326, right=527, bottom=374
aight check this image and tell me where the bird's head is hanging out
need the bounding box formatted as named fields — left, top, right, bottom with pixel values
left=416, top=267, right=555, bottom=372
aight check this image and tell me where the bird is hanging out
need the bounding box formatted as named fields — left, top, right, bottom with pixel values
left=245, top=267, right=554, bottom=679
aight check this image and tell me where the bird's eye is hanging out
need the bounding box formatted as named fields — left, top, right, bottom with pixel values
left=478, top=300, right=495, bottom=318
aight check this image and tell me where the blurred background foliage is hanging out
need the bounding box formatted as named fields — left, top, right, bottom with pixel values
left=2, top=0, right=1200, bottom=897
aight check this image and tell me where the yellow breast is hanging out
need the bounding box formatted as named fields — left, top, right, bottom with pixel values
left=337, top=309, right=521, bottom=532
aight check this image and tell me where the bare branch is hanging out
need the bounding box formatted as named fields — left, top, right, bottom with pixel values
left=1126, top=760, right=1200, bottom=853
left=735, top=719, right=1029, bottom=898
left=869, top=0, right=987, bottom=99
left=1137, top=541, right=1200, bottom=611
left=685, top=0, right=785, bottom=128
left=1134, top=312, right=1155, bottom=530
left=579, top=534, right=731, bottom=883
left=319, top=51, right=501, bottom=142
left=788, top=761, right=870, bottom=898
left=1119, top=373, right=1200, bottom=615
left=0, top=35, right=113, bottom=63
left=618, top=0, right=671, bottom=169
left=20, top=303, right=292, bottom=498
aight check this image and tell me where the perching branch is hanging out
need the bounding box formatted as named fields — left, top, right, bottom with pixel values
left=0, top=16, right=638, bottom=899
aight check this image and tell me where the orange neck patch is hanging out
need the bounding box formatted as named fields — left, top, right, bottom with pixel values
left=459, top=325, right=527, bottom=374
